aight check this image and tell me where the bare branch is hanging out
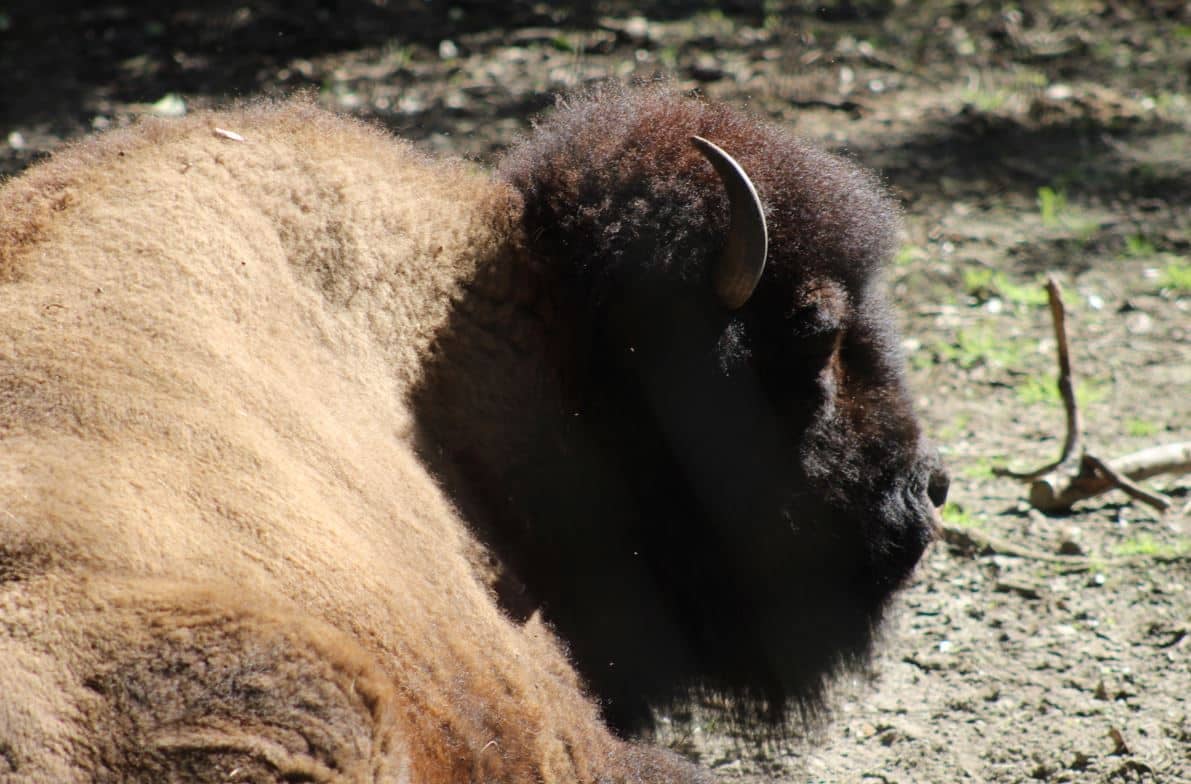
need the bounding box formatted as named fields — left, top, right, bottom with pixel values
left=994, top=277, right=1081, bottom=480
left=1082, top=454, right=1172, bottom=512
left=994, top=278, right=1185, bottom=514
left=1108, top=442, right=1191, bottom=481
left=1047, top=278, right=1081, bottom=469
left=941, top=524, right=1189, bottom=565
left=1026, top=443, right=1190, bottom=513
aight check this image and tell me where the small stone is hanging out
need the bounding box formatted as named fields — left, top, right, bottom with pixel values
left=6, top=131, right=25, bottom=149
left=690, top=56, right=723, bottom=81
left=1126, top=312, right=1153, bottom=334
left=150, top=93, right=187, bottom=117
left=1058, top=539, right=1084, bottom=556
left=212, top=127, right=245, bottom=142
left=623, top=16, right=651, bottom=43
left=438, top=39, right=459, bottom=59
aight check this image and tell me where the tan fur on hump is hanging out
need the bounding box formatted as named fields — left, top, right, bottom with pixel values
left=0, top=100, right=692, bottom=782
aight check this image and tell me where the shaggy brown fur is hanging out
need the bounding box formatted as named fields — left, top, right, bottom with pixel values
left=0, top=99, right=700, bottom=782
left=1, top=87, right=943, bottom=780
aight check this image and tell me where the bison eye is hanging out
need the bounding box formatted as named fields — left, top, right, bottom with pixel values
left=790, top=310, right=842, bottom=355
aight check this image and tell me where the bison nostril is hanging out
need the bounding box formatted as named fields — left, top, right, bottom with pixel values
left=927, top=469, right=950, bottom=508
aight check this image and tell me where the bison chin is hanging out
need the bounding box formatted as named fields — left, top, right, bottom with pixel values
left=507, top=284, right=948, bottom=735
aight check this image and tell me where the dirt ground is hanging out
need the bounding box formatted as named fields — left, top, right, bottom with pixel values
left=2, top=2, right=1187, bottom=782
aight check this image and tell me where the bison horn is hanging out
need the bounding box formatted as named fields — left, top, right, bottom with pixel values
left=691, top=136, right=769, bottom=310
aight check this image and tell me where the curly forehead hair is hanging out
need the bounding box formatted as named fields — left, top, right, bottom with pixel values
left=499, top=83, right=901, bottom=304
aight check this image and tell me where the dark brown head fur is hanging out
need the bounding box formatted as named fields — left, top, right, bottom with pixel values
left=415, top=86, right=947, bottom=733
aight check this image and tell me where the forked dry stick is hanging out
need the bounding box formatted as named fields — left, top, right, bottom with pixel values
left=993, top=277, right=1189, bottom=514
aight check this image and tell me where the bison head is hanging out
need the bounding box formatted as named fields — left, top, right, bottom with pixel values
left=419, top=86, right=947, bottom=733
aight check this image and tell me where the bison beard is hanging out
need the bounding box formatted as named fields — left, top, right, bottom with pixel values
left=0, top=84, right=945, bottom=781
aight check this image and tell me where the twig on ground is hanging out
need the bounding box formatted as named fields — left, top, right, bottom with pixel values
left=994, top=278, right=1081, bottom=481
left=993, top=277, right=1188, bottom=514
left=940, top=524, right=1189, bottom=566
left=1082, top=454, right=1173, bottom=512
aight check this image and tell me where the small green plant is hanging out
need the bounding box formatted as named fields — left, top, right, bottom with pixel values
left=551, top=34, right=576, bottom=53
left=936, top=326, right=1026, bottom=369
left=1012, top=68, right=1047, bottom=89
left=961, top=88, right=1009, bottom=113
left=960, top=458, right=999, bottom=480
left=1123, top=234, right=1156, bottom=258
left=1037, top=186, right=1067, bottom=227
left=383, top=43, right=413, bottom=68
left=1016, top=376, right=1107, bottom=407
left=1113, top=535, right=1190, bottom=559
left=1158, top=260, right=1191, bottom=293
left=1036, top=186, right=1100, bottom=239
left=941, top=502, right=978, bottom=528
left=658, top=45, right=679, bottom=70
left=938, top=414, right=972, bottom=441
left=1126, top=418, right=1159, bottom=437
left=895, top=244, right=929, bottom=267
left=963, top=268, right=1049, bottom=307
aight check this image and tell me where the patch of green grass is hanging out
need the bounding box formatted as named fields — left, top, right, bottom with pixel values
left=961, top=87, right=1010, bottom=113
left=1158, top=260, right=1191, bottom=293
left=1016, top=376, right=1108, bottom=407
left=941, top=502, right=979, bottom=528
left=963, top=268, right=1049, bottom=307
left=894, top=244, right=929, bottom=267
left=1176, top=25, right=1191, bottom=39
left=1037, top=186, right=1099, bottom=239
left=551, top=34, right=576, bottom=53
left=658, top=45, right=679, bottom=70
left=1012, top=68, right=1047, bottom=89
left=1148, top=91, right=1183, bottom=115
left=384, top=44, right=413, bottom=68
left=1126, top=418, right=1160, bottom=438
left=1123, top=234, right=1157, bottom=258
left=960, top=458, right=999, bottom=480
left=1113, top=535, right=1190, bottom=559
left=1037, top=186, right=1066, bottom=226
left=937, top=414, right=972, bottom=442
left=936, top=326, right=1027, bottom=370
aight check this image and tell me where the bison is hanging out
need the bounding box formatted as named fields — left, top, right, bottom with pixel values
left=0, top=86, right=946, bottom=782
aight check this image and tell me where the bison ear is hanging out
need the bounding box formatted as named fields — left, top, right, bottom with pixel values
left=691, top=136, right=768, bottom=310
